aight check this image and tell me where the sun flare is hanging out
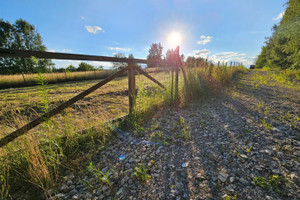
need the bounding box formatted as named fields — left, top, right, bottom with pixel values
left=168, top=32, right=182, bottom=47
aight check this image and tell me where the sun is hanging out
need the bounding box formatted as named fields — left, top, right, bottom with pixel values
left=168, top=32, right=182, bottom=47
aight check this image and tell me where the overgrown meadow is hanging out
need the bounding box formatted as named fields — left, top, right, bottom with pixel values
left=0, top=70, right=121, bottom=89
left=0, top=62, right=246, bottom=199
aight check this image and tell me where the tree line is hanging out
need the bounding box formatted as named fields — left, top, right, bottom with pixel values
left=256, top=0, right=300, bottom=70
left=0, top=18, right=53, bottom=74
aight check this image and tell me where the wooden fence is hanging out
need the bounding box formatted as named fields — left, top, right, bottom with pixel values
left=0, top=48, right=165, bottom=147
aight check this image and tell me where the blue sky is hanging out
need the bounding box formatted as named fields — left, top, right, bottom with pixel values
left=1, top=0, right=287, bottom=68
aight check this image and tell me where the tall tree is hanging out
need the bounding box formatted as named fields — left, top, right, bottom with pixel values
left=0, top=18, right=53, bottom=74
left=77, top=62, right=95, bottom=71
left=128, top=53, right=141, bottom=68
left=256, top=0, right=300, bottom=70
left=66, top=64, right=76, bottom=72
left=113, top=53, right=127, bottom=70
left=147, top=43, right=163, bottom=68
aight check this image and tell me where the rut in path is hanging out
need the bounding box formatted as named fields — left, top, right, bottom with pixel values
left=50, top=71, right=299, bottom=200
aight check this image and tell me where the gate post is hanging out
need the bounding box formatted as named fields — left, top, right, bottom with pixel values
left=128, top=64, right=136, bottom=114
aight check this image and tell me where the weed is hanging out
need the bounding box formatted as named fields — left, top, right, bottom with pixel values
left=36, top=73, right=50, bottom=114
left=176, top=117, right=191, bottom=140
left=180, top=128, right=191, bottom=140
left=150, top=132, right=156, bottom=141
left=157, top=130, right=163, bottom=138
left=253, top=176, right=269, bottom=189
left=223, top=194, right=238, bottom=200
left=253, top=175, right=286, bottom=195
left=150, top=131, right=163, bottom=142
left=87, top=162, right=113, bottom=187
left=179, top=117, right=185, bottom=129
left=135, top=164, right=151, bottom=183
left=246, top=146, right=252, bottom=153
left=0, top=164, right=10, bottom=200
left=262, top=118, right=273, bottom=130
left=282, top=112, right=299, bottom=128
left=162, top=141, right=169, bottom=146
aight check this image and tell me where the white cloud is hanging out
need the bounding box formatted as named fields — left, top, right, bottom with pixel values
left=85, top=25, right=104, bottom=34
left=53, top=60, right=113, bottom=69
left=48, top=49, right=72, bottom=53
left=61, top=49, right=72, bottom=53
left=189, top=50, right=254, bottom=67
left=197, top=35, right=212, bottom=45
left=108, top=47, right=131, bottom=51
left=80, top=16, right=85, bottom=20
left=273, top=11, right=285, bottom=20
left=193, top=49, right=211, bottom=57
left=210, top=52, right=254, bottom=67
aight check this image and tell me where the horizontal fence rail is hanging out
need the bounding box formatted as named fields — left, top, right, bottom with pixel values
left=0, top=49, right=165, bottom=148
left=0, top=48, right=147, bottom=64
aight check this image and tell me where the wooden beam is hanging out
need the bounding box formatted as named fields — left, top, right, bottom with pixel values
left=128, top=65, right=136, bottom=114
left=0, top=48, right=147, bottom=64
left=134, top=66, right=165, bottom=89
left=0, top=66, right=130, bottom=148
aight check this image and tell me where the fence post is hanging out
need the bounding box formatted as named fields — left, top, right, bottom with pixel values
left=128, top=64, right=136, bottom=114
left=218, top=61, right=220, bottom=67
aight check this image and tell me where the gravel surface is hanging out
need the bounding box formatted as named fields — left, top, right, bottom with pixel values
left=50, top=71, right=300, bottom=200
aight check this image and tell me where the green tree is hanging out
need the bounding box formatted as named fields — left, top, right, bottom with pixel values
left=256, top=0, right=300, bottom=70
left=97, top=65, right=104, bottom=70
left=128, top=53, right=141, bottom=69
left=66, top=64, right=76, bottom=72
left=0, top=18, right=53, bottom=74
left=113, top=53, right=127, bottom=70
left=77, top=62, right=95, bottom=71
left=147, top=43, right=163, bottom=68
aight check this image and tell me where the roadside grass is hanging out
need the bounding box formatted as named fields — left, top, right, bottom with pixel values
left=183, top=64, right=247, bottom=102
left=0, top=64, right=246, bottom=199
left=229, top=68, right=299, bottom=133
left=0, top=70, right=121, bottom=89
left=251, top=68, right=300, bottom=90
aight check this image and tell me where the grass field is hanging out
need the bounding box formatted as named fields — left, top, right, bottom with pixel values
left=0, top=70, right=121, bottom=89
left=0, top=71, right=172, bottom=140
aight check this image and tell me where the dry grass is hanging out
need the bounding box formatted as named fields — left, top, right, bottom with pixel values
left=0, top=70, right=121, bottom=89
left=0, top=71, right=170, bottom=142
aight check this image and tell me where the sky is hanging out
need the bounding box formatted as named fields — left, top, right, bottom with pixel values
left=0, top=0, right=288, bottom=68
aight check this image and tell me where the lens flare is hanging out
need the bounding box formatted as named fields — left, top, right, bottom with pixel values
left=168, top=32, right=182, bottom=47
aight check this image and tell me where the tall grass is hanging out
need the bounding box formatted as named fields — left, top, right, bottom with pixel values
left=0, top=70, right=124, bottom=89
left=252, top=68, right=300, bottom=89
left=182, top=63, right=247, bottom=102
left=0, top=64, right=246, bottom=199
